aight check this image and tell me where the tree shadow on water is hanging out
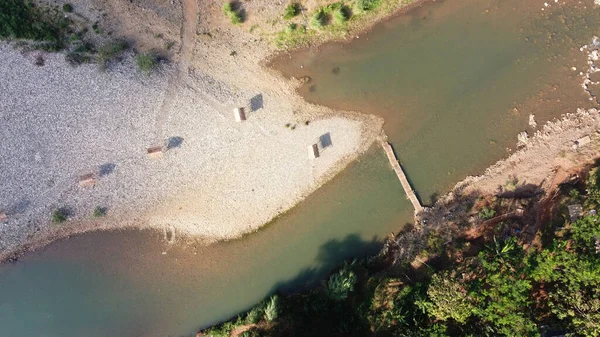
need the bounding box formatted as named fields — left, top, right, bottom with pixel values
left=271, top=234, right=382, bottom=294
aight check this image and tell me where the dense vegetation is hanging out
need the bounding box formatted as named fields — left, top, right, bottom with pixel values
left=203, top=168, right=600, bottom=336
left=1, top=0, right=160, bottom=73
left=0, top=0, right=72, bottom=50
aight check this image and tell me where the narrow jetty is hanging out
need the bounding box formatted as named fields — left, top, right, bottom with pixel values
left=381, top=142, right=423, bottom=214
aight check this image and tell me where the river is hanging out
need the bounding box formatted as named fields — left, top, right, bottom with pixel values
left=1, top=0, right=598, bottom=336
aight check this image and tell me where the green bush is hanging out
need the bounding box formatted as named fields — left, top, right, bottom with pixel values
left=479, top=206, right=496, bottom=220
left=62, top=3, right=73, bottom=12
left=0, top=0, right=71, bottom=49
left=97, top=39, right=127, bottom=70
left=283, top=3, right=300, bottom=20
left=52, top=208, right=68, bottom=223
left=264, top=295, right=279, bottom=322
left=245, top=304, right=264, bottom=324
left=136, top=53, right=158, bottom=75
left=223, top=2, right=243, bottom=24
left=285, top=23, right=297, bottom=34
left=310, top=9, right=326, bottom=29
left=327, top=265, right=357, bottom=301
left=417, top=271, right=474, bottom=324
left=332, top=5, right=349, bottom=24
left=354, top=0, right=381, bottom=12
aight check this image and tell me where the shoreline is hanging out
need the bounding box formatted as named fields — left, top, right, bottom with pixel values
left=260, top=0, right=433, bottom=67
left=2, top=0, right=599, bottom=266
left=2, top=0, right=400, bottom=263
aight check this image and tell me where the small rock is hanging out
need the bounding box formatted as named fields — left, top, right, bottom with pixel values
left=528, top=114, right=537, bottom=128
left=517, top=131, right=529, bottom=146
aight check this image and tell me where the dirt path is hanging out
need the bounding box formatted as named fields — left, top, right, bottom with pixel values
left=154, top=0, right=199, bottom=139
left=229, top=323, right=257, bottom=337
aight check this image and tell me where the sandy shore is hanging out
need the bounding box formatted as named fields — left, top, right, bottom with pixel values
left=0, top=0, right=387, bottom=259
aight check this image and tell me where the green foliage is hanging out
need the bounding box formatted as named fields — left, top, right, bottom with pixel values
left=223, top=2, right=243, bottom=25
left=479, top=206, right=496, bottom=220
left=327, top=265, right=357, bottom=301
left=245, top=304, right=264, bottom=324
left=0, top=0, right=71, bottom=49
left=570, top=215, right=600, bottom=250
left=354, top=0, right=381, bottom=13
left=264, top=295, right=279, bottom=322
left=285, top=23, right=297, bottom=34
left=283, top=3, right=300, bottom=20
left=97, top=39, right=127, bottom=70
left=532, top=216, right=600, bottom=335
left=202, top=169, right=600, bottom=337
left=569, top=188, right=581, bottom=200
left=275, top=23, right=308, bottom=49
left=332, top=5, right=350, bottom=24
left=62, top=3, right=73, bottom=12
left=136, top=52, right=158, bottom=75
left=587, top=168, right=600, bottom=204
left=367, top=280, right=428, bottom=334
left=52, top=208, right=68, bottom=223
left=467, top=237, right=537, bottom=335
left=310, top=9, right=326, bottom=29
left=417, top=271, right=474, bottom=324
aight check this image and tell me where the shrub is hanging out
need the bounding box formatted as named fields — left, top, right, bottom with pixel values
left=479, top=206, right=496, bottom=220
left=354, top=0, right=381, bottom=12
left=417, top=271, right=474, bottom=324
left=97, top=39, right=127, bottom=70
left=223, top=2, right=243, bottom=24
left=136, top=52, right=158, bottom=75
left=93, top=206, right=106, bottom=217
left=62, top=3, right=73, bottom=12
left=327, top=265, right=357, bottom=301
left=264, top=295, right=279, bottom=322
left=52, top=208, right=68, bottom=223
left=333, top=5, right=349, bottom=24
left=285, top=23, right=297, bottom=34
left=283, top=3, right=300, bottom=20
left=310, top=9, right=326, bottom=29
left=245, top=304, right=264, bottom=324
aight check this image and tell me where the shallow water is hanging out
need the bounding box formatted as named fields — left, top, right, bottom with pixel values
left=2, top=0, right=600, bottom=336
left=272, top=0, right=599, bottom=202
left=0, top=147, right=412, bottom=337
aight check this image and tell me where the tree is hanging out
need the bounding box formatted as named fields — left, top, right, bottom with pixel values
left=417, top=270, right=474, bottom=324
left=264, top=295, right=279, bottom=322
left=470, top=237, right=538, bottom=336
left=532, top=216, right=600, bottom=336
left=327, top=265, right=357, bottom=301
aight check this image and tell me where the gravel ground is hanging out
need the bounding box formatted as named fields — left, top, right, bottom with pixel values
left=0, top=43, right=383, bottom=257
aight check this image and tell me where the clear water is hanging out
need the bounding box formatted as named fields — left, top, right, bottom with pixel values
left=2, top=0, right=600, bottom=336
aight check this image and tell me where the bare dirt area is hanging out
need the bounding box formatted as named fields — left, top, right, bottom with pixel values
left=0, top=0, right=385, bottom=260
left=454, top=108, right=600, bottom=198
